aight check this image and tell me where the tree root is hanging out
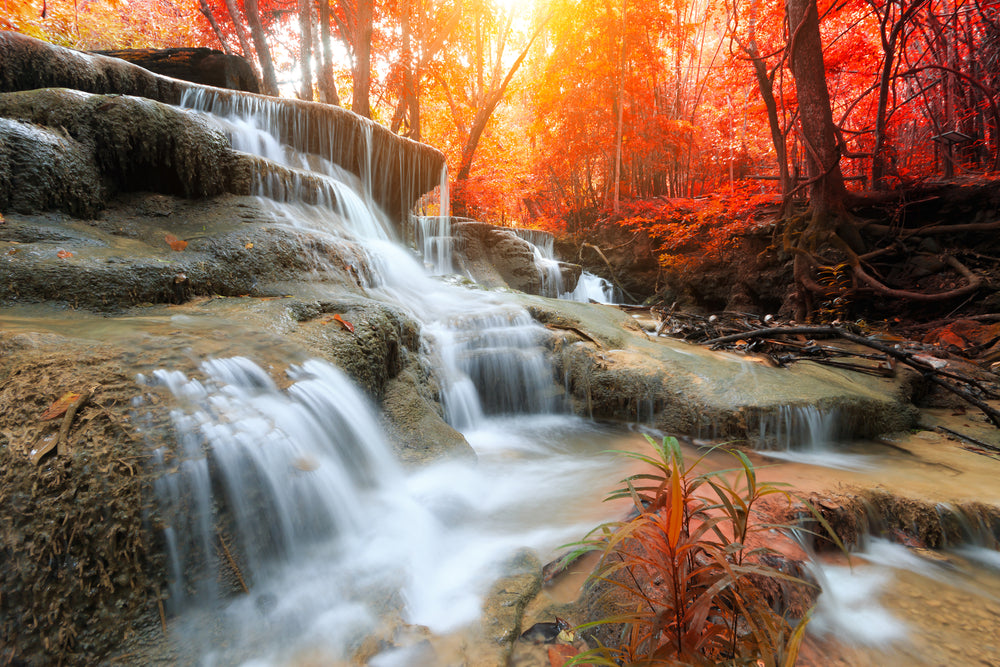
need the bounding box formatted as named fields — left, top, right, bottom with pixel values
left=851, top=254, right=982, bottom=301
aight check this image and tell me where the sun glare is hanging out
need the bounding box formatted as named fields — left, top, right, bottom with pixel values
left=494, top=0, right=538, bottom=20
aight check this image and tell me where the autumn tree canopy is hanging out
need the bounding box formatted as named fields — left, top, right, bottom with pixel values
left=4, top=0, right=998, bottom=232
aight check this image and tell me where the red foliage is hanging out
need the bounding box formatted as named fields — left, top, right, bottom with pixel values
left=610, top=181, right=779, bottom=269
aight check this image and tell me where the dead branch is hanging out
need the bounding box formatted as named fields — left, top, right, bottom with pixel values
left=703, top=325, right=1000, bottom=427
left=545, top=323, right=601, bottom=346
left=218, top=533, right=250, bottom=594
left=579, top=242, right=638, bottom=302
left=930, top=425, right=1000, bottom=454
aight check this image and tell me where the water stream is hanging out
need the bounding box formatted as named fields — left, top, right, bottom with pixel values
left=125, top=94, right=1000, bottom=666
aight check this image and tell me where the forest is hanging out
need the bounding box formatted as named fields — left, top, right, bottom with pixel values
left=4, top=1, right=994, bottom=213
left=3, top=2, right=1000, bottom=665
left=10, top=0, right=997, bottom=322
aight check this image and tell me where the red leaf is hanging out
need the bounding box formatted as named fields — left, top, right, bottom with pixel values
left=56, top=250, right=73, bottom=259
left=333, top=314, right=355, bottom=333
left=165, top=234, right=188, bottom=251
left=41, top=392, right=82, bottom=420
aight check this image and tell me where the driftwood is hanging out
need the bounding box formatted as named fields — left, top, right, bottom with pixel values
left=544, top=323, right=601, bottom=347
left=579, top=243, right=639, bottom=303
left=930, top=425, right=1000, bottom=455
left=702, top=325, right=1000, bottom=428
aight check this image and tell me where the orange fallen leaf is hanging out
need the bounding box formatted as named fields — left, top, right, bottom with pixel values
left=165, top=233, right=187, bottom=251
left=333, top=314, right=355, bottom=333
left=41, top=392, right=82, bottom=420
left=245, top=242, right=254, bottom=249
left=547, top=644, right=579, bottom=667
left=56, top=250, right=73, bottom=259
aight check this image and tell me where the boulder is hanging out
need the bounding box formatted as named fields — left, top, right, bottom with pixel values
left=95, top=48, right=260, bottom=93
left=0, top=31, right=443, bottom=226
left=453, top=220, right=582, bottom=296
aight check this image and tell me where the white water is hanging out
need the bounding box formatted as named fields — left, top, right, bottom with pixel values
left=755, top=405, right=875, bottom=471
left=141, top=89, right=629, bottom=665
left=142, top=92, right=1000, bottom=665
left=147, top=356, right=636, bottom=664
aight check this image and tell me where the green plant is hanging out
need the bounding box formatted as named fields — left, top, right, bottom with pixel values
left=565, top=435, right=840, bottom=667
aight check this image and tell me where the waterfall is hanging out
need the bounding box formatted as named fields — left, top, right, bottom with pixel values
left=138, top=84, right=595, bottom=664
left=749, top=404, right=873, bottom=470
left=143, top=359, right=632, bottom=664
left=565, top=272, right=619, bottom=303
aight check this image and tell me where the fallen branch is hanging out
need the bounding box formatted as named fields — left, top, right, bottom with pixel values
left=218, top=533, right=250, bottom=594
left=704, top=326, right=1000, bottom=428
left=930, top=425, right=1000, bottom=454
left=545, top=323, right=601, bottom=347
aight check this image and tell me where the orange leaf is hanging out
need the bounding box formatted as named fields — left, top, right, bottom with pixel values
left=333, top=314, right=355, bottom=333
left=665, top=461, right=684, bottom=549
left=165, top=234, right=188, bottom=251
left=245, top=242, right=254, bottom=249
left=56, top=250, right=73, bottom=259
left=547, top=645, right=579, bottom=667
left=41, top=392, right=82, bottom=420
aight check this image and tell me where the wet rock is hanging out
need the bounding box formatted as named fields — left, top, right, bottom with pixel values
left=453, top=221, right=582, bottom=296
left=380, top=366, right=476, bottom=466
left=469, top=549, right=543, bottom=667
left=0, top=334, right=170, bottom=666
left=0, top=198, right=365, bottom=310
left=0, top=89, right=250, bottom=216
left=810, top=489, right=1000, bottom=551
left=519, top=295, right=920, bottom=440
left=95, top=47, right=260, bottom=93
left=0, top=31, right=444, bottom=227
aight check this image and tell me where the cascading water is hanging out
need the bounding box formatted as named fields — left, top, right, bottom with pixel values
left=138, top=89, right=1000, bottom=667
left=753, top=404, right=873, bottom=470
left=136, top=80, right=620, bottom=665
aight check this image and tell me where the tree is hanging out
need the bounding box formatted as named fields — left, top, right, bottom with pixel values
left=389, top=0, right=463, bottom=140
left=786, top=0, right=847, bottom=220
left=727, top=0, right=793, bottom=205
left=436, top=1, right=550, bottom=215
left=244, top=0, right=279, bottom=95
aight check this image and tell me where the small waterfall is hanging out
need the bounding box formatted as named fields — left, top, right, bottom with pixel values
left=411, top=215, right=454, bottom=275
left=756, top=405, right=842, bottom=450
left=753, top=404, right=873, bottom=470
left=144, top=358, right=400, bottom=613
left=565, top=272, right=619, bottom=303
left=423, top=307, right=563, bottom=430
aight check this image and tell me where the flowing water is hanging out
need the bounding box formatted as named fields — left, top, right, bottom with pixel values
left=117, top=95, right=1000, bottom=665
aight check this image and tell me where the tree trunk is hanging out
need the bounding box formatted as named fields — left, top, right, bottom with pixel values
left=317, top=0, right=340, bottom=105
left=786, top=0, right=852, bottom=320
left=746, top=38, right=790, bottom=201
left=352, top=0, right=373, bottom=118
left=197, top=0, right=233, bottom=55
left=298, top=0, right=314, bottom=101
left=786, top=0, right=846, bottom=219
left=245, top=0, right=280, bottom=95
left=222, top=0, right=253, bottom=59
